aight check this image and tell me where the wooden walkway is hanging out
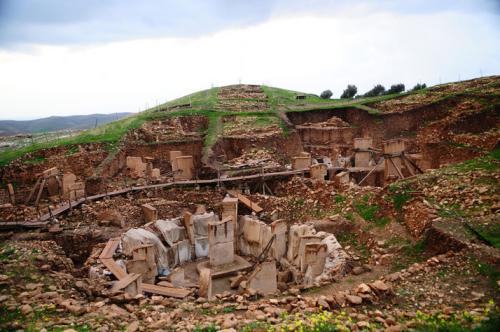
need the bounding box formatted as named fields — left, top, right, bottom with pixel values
left=0, top=168, right=310, bottom=230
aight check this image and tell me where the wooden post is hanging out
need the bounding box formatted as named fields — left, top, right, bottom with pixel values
left=48, top=206, right=53, bottom=221
left=217, top=166, right=221, bottom=188
left=388, top=157, right=405, bottom=179
left=34, top=178, right=46, bottom=207
left=7, top=183, right=15, bottom=205
left=26, top=177, right=42, bottom=204
left=55, top=175, right=63, bottom=202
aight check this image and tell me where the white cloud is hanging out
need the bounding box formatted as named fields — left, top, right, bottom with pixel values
left=0, top=10, right=498, bottom=120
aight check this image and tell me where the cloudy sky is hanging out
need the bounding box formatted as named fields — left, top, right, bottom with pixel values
left=0, top=0, right=499, bottom=120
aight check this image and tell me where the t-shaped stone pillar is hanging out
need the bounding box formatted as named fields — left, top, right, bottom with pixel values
left=208, top=216, right=234, bottom=267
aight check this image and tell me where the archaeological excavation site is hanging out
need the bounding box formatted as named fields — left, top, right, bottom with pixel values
left=0, top=77, right=499, bottom=331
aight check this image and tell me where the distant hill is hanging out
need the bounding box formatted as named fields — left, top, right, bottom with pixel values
left=0, top=113, right=133, bottom=136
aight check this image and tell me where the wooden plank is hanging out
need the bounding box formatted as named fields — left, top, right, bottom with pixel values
left=25, top=177, right=42, bottom=204
left=34, top=178, right=47, bottom=207
left=388, top=157, right=405, bottom=179
left=7, top=183, right=15, bottom=205
left=99, top=238, right=121, bottom=259
left=228, top=191, right=263, bottom=213
left=111, top=273, right=141, bottom=292
left=141, top=283, right=191, bottom=298
left=401, top=156, right=416, bottom=176
left=100, top=258, right=127, bottom=280
left=358, top=159, right=383, bottom=186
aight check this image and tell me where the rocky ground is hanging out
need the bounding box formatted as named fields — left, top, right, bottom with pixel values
left=0, top=150, right=498, bottom=331
left=0, top=241, right=497, bottom=331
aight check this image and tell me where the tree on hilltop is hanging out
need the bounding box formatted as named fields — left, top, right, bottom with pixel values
left=411, top=83, right=427, bottom=91
left=340, top=85, right=357, bottom=99
left=363, top=84, right=386, bottom=97
left=320, top=90, right=333, bottom=99
left=386, top=83, right=405, bottom=94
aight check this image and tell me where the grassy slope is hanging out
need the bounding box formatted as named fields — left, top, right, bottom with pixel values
left=2, top=78, right=484, bottom=167
left=388, top=148, right=500, bottom=248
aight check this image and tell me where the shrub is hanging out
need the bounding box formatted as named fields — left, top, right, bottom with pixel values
left=363, top=84, right=385, bottom=97
left=411, top=83, right=427, bottom=91
left=320, top=90, right=333, bottom=99
left=340, top=85, right=357, bottom=99
left=386, top=83, right=405, bottom=94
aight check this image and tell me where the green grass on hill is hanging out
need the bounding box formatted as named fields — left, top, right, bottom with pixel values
left=3, top=78, right=490, bottom=167
left=262, top=85, right=326, bottom=104
left=156, top=87, right=219, bottom=111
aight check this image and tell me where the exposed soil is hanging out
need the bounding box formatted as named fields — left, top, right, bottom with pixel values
left=0, top=78, right=499, bottom=331
left=217, top=85, right=268, bottom=112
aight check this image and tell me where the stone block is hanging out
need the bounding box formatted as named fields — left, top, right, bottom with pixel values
left=208, top=217, right=234, bottom=245
left=292, top=156, right=311, bottom=170
left=166, top=246, right=178, bottom=267
left=297, top=235, right=322, bottom=267
left=355, top=152, right=371, bottom=167
left=194, top=237, right=209, bottom=258
left=47, top=176, right=59, bottom=196
left=126, top=156, right=146, bottom=178
left=175, top=156, right=194, bottom=180
left=176, top=240, right=192, bottom=265
left=382, top=139, right=405, bottom=154
left=271, top=220, right=287, bottom=260
left=192, top=212, right=216, bottom=237
left=310, top=163, right=328, bottom=182
left=354, top=138, right=373, bottom=167
left=141, top=204, right=158, bottom=223
left=287, top=224, right=315, bottom=263
left=334, top=171, right=350, bottom=186
left=241, top=216, right=262, bottom=244
left=239, top=217, right=264, bottom=257
left=301, top=243, right=327, bottom=277
left=354, top=137, right=372, bottom=150
left=198, top=268, right=212, bottom=299
left=155, top=219, right=186, bottom=246
left=222, top=196, right=238, bottom=246
left=151, top=168, right=161, bottom=179
left=247, top=261, right=277, bottom=295
left=69, top=182, right=85, bottom=201
left=169, top=151, right=182, bottom=172
left=209, top=241, right=234, bottom=267
left=62, top=173, right=76, bottom=199
left=168, top=268, right=186, bottom=287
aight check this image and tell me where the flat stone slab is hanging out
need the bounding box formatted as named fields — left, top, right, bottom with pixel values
left=196, top=255, right=251, bottom=278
